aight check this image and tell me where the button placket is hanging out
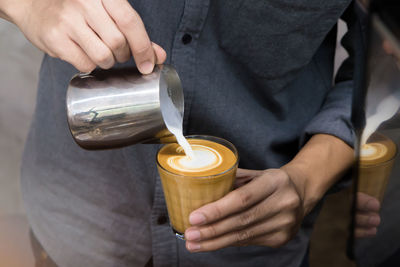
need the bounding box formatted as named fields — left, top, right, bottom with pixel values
left=181, top=33, right=193, bottom=45
left=170, top=0, right=211, bottom=135
left=151, top=1, right=211, bottom=266
left=157, top=214, right=169, bottom=225
left=150, top=175, right=177, bottom=267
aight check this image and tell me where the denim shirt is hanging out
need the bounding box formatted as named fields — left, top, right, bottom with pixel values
left=21, top=1, right=361, bottom=266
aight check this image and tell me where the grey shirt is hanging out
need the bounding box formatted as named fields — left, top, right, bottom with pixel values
left=21, top=1, right=361, bottom=266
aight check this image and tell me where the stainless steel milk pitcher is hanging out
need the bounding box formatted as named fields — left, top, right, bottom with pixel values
left=66, top=65, right=184, bottom=150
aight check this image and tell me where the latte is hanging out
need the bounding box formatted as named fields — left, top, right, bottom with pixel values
left=358, top=133, right=397, bottom=202
left=157, top=139, right=237, bottom=176
left=360, top=135, right=396, bottom=166
left=156, top=137, right=238, bottom=237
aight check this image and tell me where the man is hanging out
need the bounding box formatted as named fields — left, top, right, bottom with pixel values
left=0, top=0, right=369, bottom=266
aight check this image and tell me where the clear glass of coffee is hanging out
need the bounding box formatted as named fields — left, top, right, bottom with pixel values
left=156, top=135, right=239, bottom=239
left=358, top=132, right=397, bottom=202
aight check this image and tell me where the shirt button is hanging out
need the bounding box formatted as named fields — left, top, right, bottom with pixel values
left=182, top=33, right=192, bottom=45
left=157, top=215, right=169, bottom=225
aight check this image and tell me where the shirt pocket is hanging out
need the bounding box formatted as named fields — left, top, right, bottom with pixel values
left=213, top=0, right=351, bottom=89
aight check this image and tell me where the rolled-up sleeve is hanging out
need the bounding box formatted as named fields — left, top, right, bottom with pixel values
left=300, top=3, right=366, bottom=148
left=301, top=80, right=355, bottom=147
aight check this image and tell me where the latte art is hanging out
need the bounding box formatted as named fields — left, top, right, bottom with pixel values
left=167, top=145, right=223, bottom=172
left=157, top=138, right=237, bottom=177
left=360, top=143, right=387, bottom=159
left=357, top=133, right=397, bottom=203
left=359, top=133, right=397, bottom=167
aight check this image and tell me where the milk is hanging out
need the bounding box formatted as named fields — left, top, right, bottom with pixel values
left=171, top=128, right=195, bottom=159
left=160, top=87, right=195, bottom=159
left=167, top=145, right=222, bottom=172
left=361, top=93, right=400, bottom=145
left=360, top=51, right=400, bottom=145
left=360, top=144, right=377, bottom=157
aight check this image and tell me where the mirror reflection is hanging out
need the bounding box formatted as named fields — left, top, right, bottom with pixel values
left=352, top=0, right=400, bottom=266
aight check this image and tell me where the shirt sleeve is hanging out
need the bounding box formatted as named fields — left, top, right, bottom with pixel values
left=300, top=3, right=367, bottom=149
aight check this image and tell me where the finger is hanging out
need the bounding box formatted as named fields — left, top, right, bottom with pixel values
left=185, top=195, right=284, bottom=241
left=234, top=170, right=252, bottom=187
left=234, top=178, right=252, bottom=189
left=152, top=42, right=167, bottom=64
left=355, top=213, right=381, bottom=228
left=102, top=0, right=155, bottom=74
left=68, top=19, right=115, bottom=69
left=234, top=168, right=262, bottom=188
left=236, top=168, right=264, bottom=178
left=189, top=171, right=280, bottom=226
left=247, top=231, right=293, bottom=248
left=86, top=2, right=130, bottom=63
left=383, top=40, right=395, bottom=55
left=357, top=192, right=381, bottom=212
left=47, top=36, right=96, bottom=73
left=355, top=227, right=377, bottom=238
left=186, top=213, right=295, bottom=252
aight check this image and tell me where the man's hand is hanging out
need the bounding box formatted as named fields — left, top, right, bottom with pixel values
left=185, top=134, right=354, bottom=252
left=184, top=168, right=304, bottom=252
left=354, top=192, right=381, bottom=238
left=2, top=0, right=166, bottom=73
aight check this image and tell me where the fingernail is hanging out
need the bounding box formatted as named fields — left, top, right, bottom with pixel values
left=370, top=216, right=381, bottom=226
left=366, top=199, right=381, bottom=211
left=185, top=230, right=201, bottom=241
left=139, top=61, right=154, bottom=74
left=187, top=242, right=201, bottom=252
left=189, top=213, right=206, bottom=225
left=368, top=227, right=377, bottom=236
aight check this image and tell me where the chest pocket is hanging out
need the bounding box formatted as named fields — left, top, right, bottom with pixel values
left=212, top=0, right=351, bottom=90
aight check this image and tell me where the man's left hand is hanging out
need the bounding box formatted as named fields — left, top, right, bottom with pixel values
left=184, top=168, right=305, bottom=252
left=354, top=192, right=381, bottom=238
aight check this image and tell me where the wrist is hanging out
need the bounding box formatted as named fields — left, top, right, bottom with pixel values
left=281, top=134, right=354, bottom=215
left=0, top=0, right=31, bottom=24
left=281, top=163, right=322, bottom=215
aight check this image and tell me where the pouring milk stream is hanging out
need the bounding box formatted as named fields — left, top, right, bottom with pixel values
left=161, top=82, right=223, bottom=170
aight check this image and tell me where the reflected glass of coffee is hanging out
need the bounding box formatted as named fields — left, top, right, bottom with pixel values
left=358, top=133, right=397, bottom=202
left=156, top=135, right=239, bottom=239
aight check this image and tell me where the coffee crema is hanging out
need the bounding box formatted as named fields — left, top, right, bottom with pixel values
left=360, top=134, right=397, bottom=166
left=157, top=139, right=237, bottom=176
left=358, top=133, right=397, bottom=202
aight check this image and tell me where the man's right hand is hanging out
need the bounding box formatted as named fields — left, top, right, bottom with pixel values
left=2, top=0, right=166, bottom=73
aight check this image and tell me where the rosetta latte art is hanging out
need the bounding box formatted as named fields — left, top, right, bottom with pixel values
left=167, top=145, right=223, bottom=172
left=360, top=143, right=388, bottom=159
left=358, top=133, right=397, bottom=167
left=157, top=138, right=237, bottom=176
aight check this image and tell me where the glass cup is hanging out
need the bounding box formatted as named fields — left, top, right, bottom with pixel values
left=156, top=135, right=239, bottom=239
left=358, top=133, right=397, bottom=202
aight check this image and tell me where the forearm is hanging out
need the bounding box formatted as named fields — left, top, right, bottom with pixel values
left=185, top=135, right=353, bottom=250
left=282, top=134, right=354, bottom=215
